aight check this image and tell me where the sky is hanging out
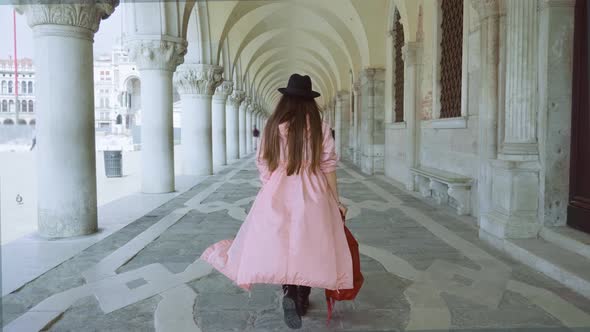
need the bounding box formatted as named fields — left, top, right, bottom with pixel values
left=0, top=4, right=123, bottom=60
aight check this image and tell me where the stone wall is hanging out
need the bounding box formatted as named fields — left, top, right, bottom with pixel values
left=384, top=124, right=408, bottom=184
left=392, top=0, right=482, bottom=216
left=537, top=3, right=575, bottom=227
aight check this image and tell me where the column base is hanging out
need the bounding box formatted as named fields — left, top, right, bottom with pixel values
left=360, top=146, right=384, bottom=175
left=480, top=211, right=540, bottom=239
left=38, top=212, right=98, bottom=239
left=142, top=184, right=175, bottom=195
left=479, top=159, right=541, bottom=239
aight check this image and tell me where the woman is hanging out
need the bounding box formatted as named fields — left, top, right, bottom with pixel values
left=201, top=74, right=353, bottom=329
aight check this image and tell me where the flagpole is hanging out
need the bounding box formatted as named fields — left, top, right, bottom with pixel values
left=13, top=9, right=19, bottom=124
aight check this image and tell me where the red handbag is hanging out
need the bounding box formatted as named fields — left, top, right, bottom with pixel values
left=324, top=213, right=364, bottom=322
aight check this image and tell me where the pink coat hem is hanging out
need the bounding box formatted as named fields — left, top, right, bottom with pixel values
left=200, top=121, right=354, bottom=291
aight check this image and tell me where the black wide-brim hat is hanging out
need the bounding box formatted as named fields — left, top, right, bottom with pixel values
left=278, top=73, right=321, bottom=99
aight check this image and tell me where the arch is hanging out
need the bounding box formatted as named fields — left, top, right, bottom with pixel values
left=122, top=74, right=141, bottom=89
left=21, top=81, right=27, bottom=94
left=124, top=76, right=141, bottom=112
left=1, top=81, right=6, bottom=94
left=3, top=119, right=14, bottom=125
left=28, top=100, right=34, bottom=113
left=208, top=0, right=378, bottom=105
left=22, top=100, right=27, bottom=112
left=29, top=119, right=36, bottom=126
left=1, top=100, right=7, bottom=112
left=8, top=81, right=13, bottom=93
left=17, top=119, right=27, bottom=125
left=116, top=114, right=123, bottom=125
left=215, top=1, right=368, bottom=68
left=387, top=0, right=418, bottom=43
left=28, top=81, right=33, bottom=94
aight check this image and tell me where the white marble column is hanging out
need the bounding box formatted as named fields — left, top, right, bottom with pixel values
left=482, top=0, right=542, bottom=240
left=360, top=68, right=386, bottom=175
left=352, top=82, right=361, bottom=165
left=17, top=2, right=117, bottom=238
left=173, top=64, right=223, bottom=176
left=402, top=42, right=421, bottom=190
left=326, top=100, right=334, bottom=128
left=257, top=111, right=262, bottom=131
left=472, top=0, right=502, bottom=224
left=334, top=91, right=348, bottom=157
left=212, top=81, right=233, bottom=169
left=501, top=0, right=539, bottom=157
left=239, top=97, right=250, bottom=158
left=130, top=40, right=186, bottom=193
left=226, top=90, right=244, bottom=162
left=339, top=92, right=352, bottom=160
left=245, top=104, right=253, bottom=154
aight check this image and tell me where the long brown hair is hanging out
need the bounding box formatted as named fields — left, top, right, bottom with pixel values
left=261, top=94, right=323, bottom=175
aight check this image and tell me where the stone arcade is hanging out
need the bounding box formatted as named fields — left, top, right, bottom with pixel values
left=3, top=0, right=590, bottom=331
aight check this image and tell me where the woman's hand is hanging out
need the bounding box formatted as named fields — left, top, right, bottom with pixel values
left=338, top=202, right=348, bottom=218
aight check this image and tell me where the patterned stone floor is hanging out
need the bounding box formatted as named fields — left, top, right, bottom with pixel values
left=3, top=158, right=590, bottom=332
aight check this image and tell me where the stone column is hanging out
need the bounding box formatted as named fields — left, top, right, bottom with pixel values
left=352, top=82, right=361, bottom=165
left=17, top=1, right=117, bottom=238
left=360, top=68, right=386, bottom=175
left=129, top=40, right=186, bottom=192
left=329, top=102, right=336, bottom=128
left=239, top=97, right=250, bottom=158
left=173, top=64, right=223, bottom=176
left=245, top=104, right=253, bottom=154
left=212, top=81, right=233, bottom=169
left=501, top=0, right=539, bottom=156
left=335, top=91, right=350, bottom=157
left=481, top=0, right=541, bottom=240
left=472, top=0, right=502, bottom=224
left=402, top=42, right=421, bottom=190
left=342, top=94, right=352, bottom=159
left=226, top=90, right=244, bottom=162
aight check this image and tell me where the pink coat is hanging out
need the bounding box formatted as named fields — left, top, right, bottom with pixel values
left=201, top=121, right=353, bottom=291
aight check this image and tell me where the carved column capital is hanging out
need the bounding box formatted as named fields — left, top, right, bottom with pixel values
left=128, top=39, right=187, bottom=72
left=228, top=90, right=245, bottom=107
left=173, top=63, right=223, bottom=95
left=361, top=67, right=385, bottom=83
left=352, top=81, right=361, bottom=96
left=15, top=1, right=118, bottom=33
left=214, top=81, right=234, bottom=100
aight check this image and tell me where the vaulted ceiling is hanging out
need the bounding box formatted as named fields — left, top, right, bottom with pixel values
left=126, top=0, right=421, bottom=111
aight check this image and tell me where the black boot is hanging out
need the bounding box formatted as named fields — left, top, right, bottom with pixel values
left=296, top=286, right=311, bottom=316
left=281, top=285, right=302, bottom=329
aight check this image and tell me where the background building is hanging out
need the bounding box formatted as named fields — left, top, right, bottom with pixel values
left=0, top=45, right=181, bottom=142
left=0, top=57, right=35, bottom=126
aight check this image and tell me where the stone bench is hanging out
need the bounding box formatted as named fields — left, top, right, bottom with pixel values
left=410, top=167, right=473, bottom=216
